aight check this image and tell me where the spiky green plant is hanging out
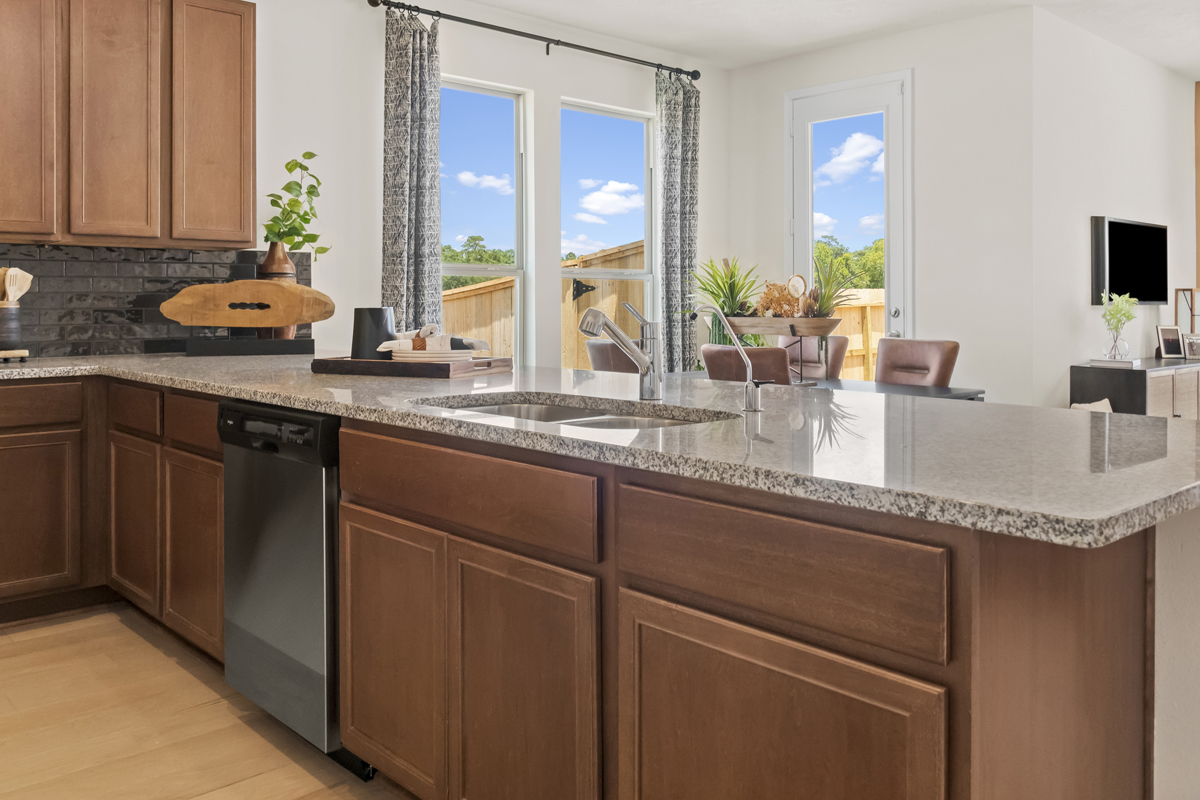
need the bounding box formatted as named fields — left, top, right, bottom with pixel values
left=691, top=258, right=765, bottom=347
left=809, top=251, right=862, bottom=318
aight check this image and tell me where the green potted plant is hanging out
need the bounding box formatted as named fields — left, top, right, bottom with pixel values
left=260, top=152, right=330, bottom=282
left=1102, top=292, right=1137, bottom=359
left=691, top=257, right=765, bottom=347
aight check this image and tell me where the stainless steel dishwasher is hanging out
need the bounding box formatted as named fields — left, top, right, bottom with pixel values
left=218, top=399, right=375, bottom=781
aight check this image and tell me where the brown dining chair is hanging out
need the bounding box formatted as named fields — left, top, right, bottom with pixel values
left=585, top=338, right=641, bottom=374
left=700, top=345, right=793, bottom=387
left=779, top=335, right=849, bottom=380
left=874, top=338, right=960, bottom=387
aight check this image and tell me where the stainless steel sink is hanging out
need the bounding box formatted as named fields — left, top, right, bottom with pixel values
left=458, top=402, right=699, bottom=429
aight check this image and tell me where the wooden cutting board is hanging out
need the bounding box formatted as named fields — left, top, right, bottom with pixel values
left=311, top=356, right=513, bottom=379
left=160, top=280, right=335, bottom=328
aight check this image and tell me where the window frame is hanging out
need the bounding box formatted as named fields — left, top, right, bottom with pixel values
left=439, top=76, right=528, bottom=361
left=559, top=98, right=656, bottom=324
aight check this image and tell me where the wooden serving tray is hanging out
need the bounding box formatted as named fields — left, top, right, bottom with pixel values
left=311, top=356, right=513, bottom=379
left=726, top=317, right=842, bottom=337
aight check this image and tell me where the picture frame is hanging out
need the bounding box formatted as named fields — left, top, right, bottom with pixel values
left=1184, top=333, right=1200, bottom=360
left=1158, top=325, right=1185, bottom=359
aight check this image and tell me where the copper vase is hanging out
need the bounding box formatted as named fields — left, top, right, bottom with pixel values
left=257, top=241, right=297, bottom=340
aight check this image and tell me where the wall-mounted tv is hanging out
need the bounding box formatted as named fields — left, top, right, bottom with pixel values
left=1091, top=216, right=1168, bottom=305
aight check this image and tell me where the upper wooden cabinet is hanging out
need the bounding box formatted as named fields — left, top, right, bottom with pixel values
left=0, top=0, right=255, bottom=248
left=172, top=0, right=255, bottom=242
left=0, top=0, right=58, bottom=236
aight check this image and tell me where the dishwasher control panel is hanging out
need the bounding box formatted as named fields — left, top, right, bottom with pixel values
left=218, top=399, right=339, bottom=467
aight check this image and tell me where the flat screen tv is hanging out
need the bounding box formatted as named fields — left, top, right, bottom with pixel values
left=1091, top=216, right=1168, bottom=305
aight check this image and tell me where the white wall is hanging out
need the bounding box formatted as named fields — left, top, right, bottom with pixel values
left=724, top=7, right=1197, bottom=406
left=255, top=0, right=729, bottom=360
left=1031, top=7, right=1197, bottom=407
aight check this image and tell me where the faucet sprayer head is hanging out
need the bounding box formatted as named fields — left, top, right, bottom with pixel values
left=578, top=307, right=607, bottom=338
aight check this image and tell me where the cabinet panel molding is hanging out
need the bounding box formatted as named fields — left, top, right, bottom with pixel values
left=69, top=0, right=162, bottom=237
left=618, top=590, right=947, bottom=800
left=163, top=447, right=223, bottom=660
left=448, top=536, right=599, bottom=800
left=172, top=0, right=255, bottom=242
left=0, top=430, right=81, bottom=598
left=0, top=0, right=58, bottom=235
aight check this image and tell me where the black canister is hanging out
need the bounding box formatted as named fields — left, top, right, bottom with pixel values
left=350, top=307, right=397, bottom=360
left=0, top=306, right=21, bottom=351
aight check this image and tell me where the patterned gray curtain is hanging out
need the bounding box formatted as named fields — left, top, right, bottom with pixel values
left=382, top=11, right=442, bottom=330
left=656, top=72, right=700, bottom=372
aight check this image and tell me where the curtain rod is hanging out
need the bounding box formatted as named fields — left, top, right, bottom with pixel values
left=366, top=0, right=701, bottom=80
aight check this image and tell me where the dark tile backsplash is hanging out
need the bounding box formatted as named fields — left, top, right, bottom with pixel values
left=0, top=244, right=312, bottom=357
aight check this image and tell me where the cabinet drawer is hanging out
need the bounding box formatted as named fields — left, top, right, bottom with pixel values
left=0, top=382, right=82, bottom=429
left=1146, top=372, right=1174, bottom=418
left=109, top=382, right=162, bottom=436
left=618, top=485, right=950, bottom=663
left=164, top=393, right=221, bottom=454
left=340, top=429, right=599, bottom=563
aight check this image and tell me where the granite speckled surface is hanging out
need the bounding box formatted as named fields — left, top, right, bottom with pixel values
left=2, top=353, right=1195, bottom=548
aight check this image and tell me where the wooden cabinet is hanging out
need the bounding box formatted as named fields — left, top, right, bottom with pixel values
left=1174, top=366, right=1200, bottom=420
left=618, top=590, right=946, bottom=800
left=109, top=429, right=162, bottom=617
left=0, top=0, right=58, bottom=236
left=1146, top=370, right=1175, bottom=417
left=162, top=447, right=223, bottom=659
left=0, top=430, right=81, bottom=598
left=448, top=537, right=599, bottom=800
left=171, top=0, right=255, bottom=242
left=0, top=0, right=255, bottom=247
left=340, top=504, right=447, bottom=800
left=69, top=0, right=162, bottom=237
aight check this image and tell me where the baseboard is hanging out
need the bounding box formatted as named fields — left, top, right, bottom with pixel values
left=0, top=586, right=124, bottom=628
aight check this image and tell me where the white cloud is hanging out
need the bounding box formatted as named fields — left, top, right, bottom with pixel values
left=454, top=234, right=468, bottom=243
left=859, top=214, right=885, bottom=232
left=573, top=212, right=608, bottom=225
left=580, top=180, right=644, bottom=216
left=561, top=233, right=609, bottom=256
left=578, top=178, right=602, bottom=189
left=813, top=212, right=837, bottom=237
left=598, top=180, right=638, bottom=194
left=456, top=171, right=514, bottom=195
left=871, top=151, right=885, bottom=173
left=814, top=133, right=884, bottom=185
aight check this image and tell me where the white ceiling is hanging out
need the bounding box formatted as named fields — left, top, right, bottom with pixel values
left=466, top=0, right=1200, bottom=78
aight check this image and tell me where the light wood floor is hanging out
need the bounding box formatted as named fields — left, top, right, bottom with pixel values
left=0, top=605, right=416, bottom=800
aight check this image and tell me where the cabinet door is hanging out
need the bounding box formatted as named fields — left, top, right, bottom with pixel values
left=69, top=0, right=162, bottom=237
left=109, top=430, right=162, bottom=616
left=1146, top=372, right=1174, bottom=418
left=0, top=430, right=81, bottom=598
left=1174, top=367, right=1199, bottom=420
left=171, top=0, right=254, bottom=243
left=0, top=0, right=58, bottom=236
left=618, top=590, right=946, bottom=800
left=448, top=537, right=599, bottom=800
left=163, top=447, right=222, bottom=659
left=340, top=504, right=447, bottom=800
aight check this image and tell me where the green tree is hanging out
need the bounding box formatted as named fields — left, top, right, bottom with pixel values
left=441, top=275, right=496, bottom=291
left=812, top=235, right=884, bottom=290
left=440, top=235, right=515, bottom=265
left=562, top=252, right=578, bottom=261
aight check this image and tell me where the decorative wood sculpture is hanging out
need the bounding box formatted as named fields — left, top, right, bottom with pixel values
left=160, top=280, right=335, bottom=329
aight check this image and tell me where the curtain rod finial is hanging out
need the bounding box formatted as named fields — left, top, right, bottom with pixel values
left=689, top=69, right=701, bottom=80
left=367, top=0, right=384, bottom=6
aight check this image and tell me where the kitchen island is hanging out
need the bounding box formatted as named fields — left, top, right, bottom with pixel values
left=1, top=353, right=1197, bottom=800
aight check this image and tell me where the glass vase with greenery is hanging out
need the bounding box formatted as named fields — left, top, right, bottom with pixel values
left=1102, top=292, right=1137, bottom=359
left=264, top=152, right=329, bottom=258
left=691, top=257, right=765, bottom=347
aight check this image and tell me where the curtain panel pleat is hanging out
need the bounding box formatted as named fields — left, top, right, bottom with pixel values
left=656, top=72, right=701, bottom=372
left=382, top=11, right=442, bottom=331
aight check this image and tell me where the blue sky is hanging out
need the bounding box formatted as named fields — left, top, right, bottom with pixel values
left=811, top=112, right=885, bottom=251
left=560, top=108, right=645, bottom=257
left=440, top=88, right=516, bottom=254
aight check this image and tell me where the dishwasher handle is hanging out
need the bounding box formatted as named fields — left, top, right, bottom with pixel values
left=218, top=399, right=340, bottom=467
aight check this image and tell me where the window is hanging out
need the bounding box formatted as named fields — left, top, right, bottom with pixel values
left=787, top=72, right=912, bottom=375
left=559, top=104, right=651, bottom=369
left=439, top=83, right=523, bottom=359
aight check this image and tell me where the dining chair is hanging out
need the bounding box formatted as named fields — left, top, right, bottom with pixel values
left=585, top=338, right=641, bottom=374
left=779, top=335, right=849, bottom=381
left=874, top=338, right=960, bottom=387
left=700, top=344, right=793, bottom=386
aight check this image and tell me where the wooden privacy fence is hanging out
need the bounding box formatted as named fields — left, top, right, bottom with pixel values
left=561, top=241, right=647, bottom=370
left=828, top=289, right=885, bottom=381
left=441, top=276, right=515, bottom=357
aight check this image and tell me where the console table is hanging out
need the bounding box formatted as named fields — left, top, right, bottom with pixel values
left=1070, top=359, right=1200, bottom=417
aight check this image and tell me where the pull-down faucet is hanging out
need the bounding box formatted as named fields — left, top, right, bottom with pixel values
left=691, top=304, right=772, bottom=412
left=578, top=303, right=663, bottom=401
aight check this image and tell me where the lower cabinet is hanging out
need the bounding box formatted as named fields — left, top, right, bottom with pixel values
left=339, top=502, right=600, bottom=800
left=617, top=590, right=947, bottom=800
left=109, top=430, right=163, bottom=617
left=162, top=447, right=224, bottom=660
left=0, top=430, right=81, bottom=598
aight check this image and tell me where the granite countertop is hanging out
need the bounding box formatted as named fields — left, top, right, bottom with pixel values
left=3, top=353, right=1196, bottom=548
